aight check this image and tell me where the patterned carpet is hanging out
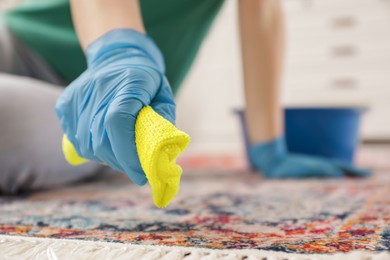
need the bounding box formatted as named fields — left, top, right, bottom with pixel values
left=0, top=154, right=390, bottom=257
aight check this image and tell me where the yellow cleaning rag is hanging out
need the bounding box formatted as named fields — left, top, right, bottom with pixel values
left=62, top=106, right=190, bottom=208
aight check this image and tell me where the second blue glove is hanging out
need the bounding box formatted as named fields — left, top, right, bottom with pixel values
left=249, top=137, right=370, bottom=178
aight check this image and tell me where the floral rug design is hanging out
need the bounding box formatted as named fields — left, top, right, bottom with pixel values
left=0, top=165, right=389, bottom=254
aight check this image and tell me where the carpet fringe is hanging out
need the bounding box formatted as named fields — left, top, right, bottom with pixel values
left=0, top=235, right=389, bottom=260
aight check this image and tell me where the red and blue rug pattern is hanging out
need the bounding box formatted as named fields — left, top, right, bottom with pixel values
left=0, top=152, right=389, bottom=255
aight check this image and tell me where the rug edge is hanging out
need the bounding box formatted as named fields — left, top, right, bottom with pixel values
left=0, top=234, right=389, bottom=260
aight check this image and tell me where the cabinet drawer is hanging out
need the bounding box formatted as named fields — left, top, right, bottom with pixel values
left=287, top=30, right=390, bottom=54
left=285, top=41, right=390, bottom=71
left=285, top=2, right=390, bottom=36
left=286, top=24, right=390, bottom=49
left=283, top=0, right=390, bottom=17
left=283, top=69, right=390, bottom=92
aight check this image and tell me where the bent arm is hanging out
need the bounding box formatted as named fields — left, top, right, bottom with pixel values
left=70, top=0, right=145, bottom=51
left=238, top=0, right=284, bottom=143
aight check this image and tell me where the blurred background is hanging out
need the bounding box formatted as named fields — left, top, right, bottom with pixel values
left=1, top=0, right=389, bottom=160
left=175, top=0, right=390, bottom=157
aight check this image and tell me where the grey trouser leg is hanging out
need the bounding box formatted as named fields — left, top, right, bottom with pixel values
left=0, top=20, right=106, bottom=194
left=0, top=73, right=104, bottom=194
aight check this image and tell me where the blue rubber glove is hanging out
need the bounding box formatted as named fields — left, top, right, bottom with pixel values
left=55, top=29, right=175, bottom=186
left=249, top=137, right=370, bottom=178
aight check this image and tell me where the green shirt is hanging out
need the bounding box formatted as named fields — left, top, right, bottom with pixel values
left=2, top=0, right=223, bottom=94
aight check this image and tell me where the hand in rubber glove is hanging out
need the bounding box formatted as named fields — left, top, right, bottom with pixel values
left=55, top=29, right=175, bottom=185
left=248, top=137, right=370, bottom=178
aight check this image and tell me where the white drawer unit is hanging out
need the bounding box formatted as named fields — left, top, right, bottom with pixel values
left=282, top=0, right=390, bottom=140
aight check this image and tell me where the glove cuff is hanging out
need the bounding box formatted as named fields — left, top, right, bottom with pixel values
left=86, top=29, right=165, bottom=72
left=248, top=136, right=287, bottom=172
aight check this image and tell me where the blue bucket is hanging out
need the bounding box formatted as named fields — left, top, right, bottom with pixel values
left=235, top=107, right=365, bottom=164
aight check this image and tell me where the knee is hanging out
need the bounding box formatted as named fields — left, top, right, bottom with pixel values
left=0, top=74, right=99, bottom=194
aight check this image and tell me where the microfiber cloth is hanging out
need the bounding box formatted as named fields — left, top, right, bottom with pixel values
left=62, top=106, right=190, bottom=208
